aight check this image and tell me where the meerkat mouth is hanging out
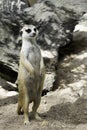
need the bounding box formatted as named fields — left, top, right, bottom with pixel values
left=31, top=33, right=36, bottom=37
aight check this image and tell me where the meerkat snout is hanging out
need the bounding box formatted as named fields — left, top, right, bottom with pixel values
left=21, top=25, right=38, bottom=39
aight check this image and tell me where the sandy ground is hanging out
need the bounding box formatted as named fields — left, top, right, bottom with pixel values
left=0, top=24, right=87, bottom=130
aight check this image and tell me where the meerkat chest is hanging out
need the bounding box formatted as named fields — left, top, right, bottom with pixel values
left=28, top=45, right=41, bottom=68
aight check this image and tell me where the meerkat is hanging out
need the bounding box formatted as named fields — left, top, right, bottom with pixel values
left=17, top=24, right=45, bottom=125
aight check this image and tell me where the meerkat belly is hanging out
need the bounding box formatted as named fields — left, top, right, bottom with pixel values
left=18, top=45, right=41, bottom=101
left=28, top=46, right=41, bottom=71
left=27, top=77, right=40, bottom=101
left=18, top=66, right=39, bottom=101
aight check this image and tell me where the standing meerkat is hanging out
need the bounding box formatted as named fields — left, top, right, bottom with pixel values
left=17, top=25, right=45, bottom=125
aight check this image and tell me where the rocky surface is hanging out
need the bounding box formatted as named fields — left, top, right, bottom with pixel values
left=0, top=1, right=87, bottom=128
left=0, top=0, right=80, bottom=91
left=28, top=0, right=38, bottom=6
left=0, top=18, right=87, bottom=129
left=40, top=0, right=87, bottom=13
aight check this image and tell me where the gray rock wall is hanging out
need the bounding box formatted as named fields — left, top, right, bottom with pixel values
left=40, top=0, right=87, bottom=13
left=0, top=0, right=84, bottom=90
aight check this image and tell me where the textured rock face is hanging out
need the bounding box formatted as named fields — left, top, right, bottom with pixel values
left=40, top=0, right=87, bottom=13
left=0, top=0, right=81, bottom=90
left=28, top=0, right=38, bottom=6
left=0, top=0, right=29, bottom=12
left=0, top=0, right=29, bottom=82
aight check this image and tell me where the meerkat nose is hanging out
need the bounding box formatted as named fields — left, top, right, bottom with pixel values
left=33, top=32, right=36, bottom=37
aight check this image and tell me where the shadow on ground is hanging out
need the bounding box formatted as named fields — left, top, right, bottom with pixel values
left=0, top=95, right=18, bottom=107
left=41, top=97, right=87, bottom=125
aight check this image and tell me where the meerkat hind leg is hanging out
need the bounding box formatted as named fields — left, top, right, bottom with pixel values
left=32, top=97, right=42, bottom=121
left=32, top=74, right=45, bottom=120
left=18, top=85, right=30, bottom=125
left=17, top=102, right=24, bottom=115
left=23, top=94, right=30, bottom=125
left=32, top=77, right=45, bottom=120
left=17, top=93, right=24, bottom=115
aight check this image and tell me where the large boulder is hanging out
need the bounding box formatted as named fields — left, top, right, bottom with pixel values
left=40, top=0, right=87, bottom=13
left=28, top=0, right=38, bottom=6
left=0, top=0, right=80, bottom=91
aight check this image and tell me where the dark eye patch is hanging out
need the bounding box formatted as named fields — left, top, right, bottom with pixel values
left=34, top=28, right=36, bottom=32
left=25, top=29, right=31, bottom=33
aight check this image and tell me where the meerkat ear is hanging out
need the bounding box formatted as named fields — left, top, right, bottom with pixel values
left=20, top=27, right=24, bottom=32
left=20, top=25, right=26, bottom=34
left=19, top=28, right=24, bottom=35
left=20, top=22, right=25, bottom=32
left=20, top=24, right=28, bottom=33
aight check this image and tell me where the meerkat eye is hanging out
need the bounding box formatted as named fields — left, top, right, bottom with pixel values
left=34, top=28, right=36, bottom=32
left=25, top=29, right=31, bottom=33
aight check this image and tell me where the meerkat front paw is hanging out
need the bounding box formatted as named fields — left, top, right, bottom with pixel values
left=29, top=67, right=35, bottom=77
left=30, top=71, right=35, bottom=78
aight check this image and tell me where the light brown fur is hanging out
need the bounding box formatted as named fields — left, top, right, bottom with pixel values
left=17, top=25, right=45, bottom=124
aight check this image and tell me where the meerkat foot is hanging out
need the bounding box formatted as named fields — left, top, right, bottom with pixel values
left=35, top=113, right=42, bottom=121
left=24, top=115, right=29, bottom=125
left=18, top=110, right=24, bottom=115
left=24, top=119, right=30, bottom=125
left=17, top=107, right=24, bottom=115
left=24, top=112, right=29, bottom=125
left=30, top=112, right=41, bottom=120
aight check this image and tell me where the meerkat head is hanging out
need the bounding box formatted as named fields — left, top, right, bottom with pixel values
left=21, top=25, right=38, bottom=40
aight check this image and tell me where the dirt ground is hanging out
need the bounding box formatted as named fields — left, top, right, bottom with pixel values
left=0, top=26, right=87, bottom=129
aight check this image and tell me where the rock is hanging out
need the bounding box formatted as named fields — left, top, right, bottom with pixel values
left=0, top=0, right=29, bottom=12
left=39, top=0, right=87, bottom=13
left=0, top=0, right=80, bottom=91
left=74, top=15, right=87, bottom=32
left=28, top=0, right=38, bottom=6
